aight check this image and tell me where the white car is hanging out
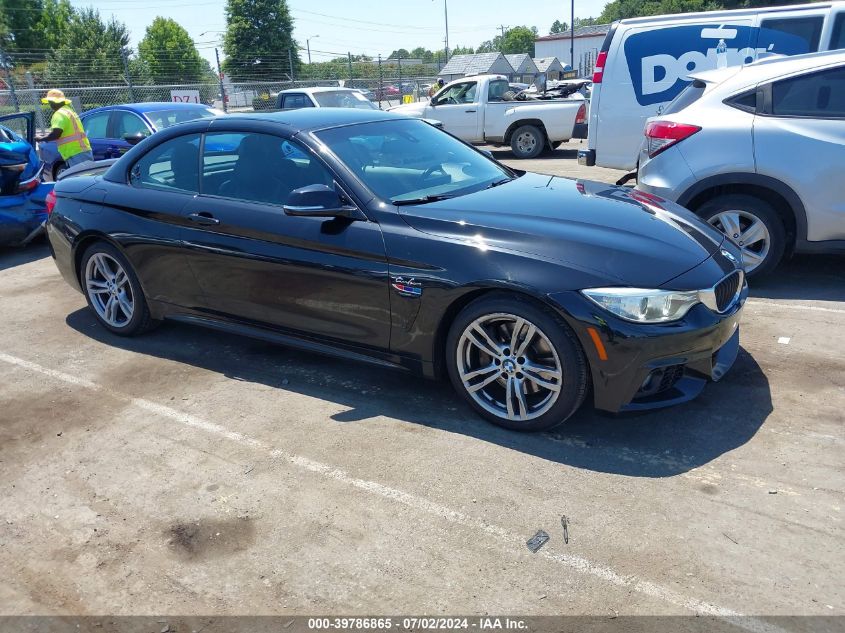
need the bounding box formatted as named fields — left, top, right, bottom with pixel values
left=276, top=87, right=378, bottom=111
left=636, top=50, right=845, bottom=277
left=580, top=1, right=845, bottom=171
left=389, top=74, right=587, bottom=158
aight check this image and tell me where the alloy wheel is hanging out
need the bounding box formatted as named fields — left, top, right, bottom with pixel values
left=85, top=252, right=134, bottom=328
left=708, top=210, right=770, bottom=274
left=456, top=313, right=563, bottom=423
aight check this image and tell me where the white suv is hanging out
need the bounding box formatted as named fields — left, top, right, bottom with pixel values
left=637, top=50, right=845, bottom=277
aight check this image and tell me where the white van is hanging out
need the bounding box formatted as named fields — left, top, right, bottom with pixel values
left=579, top=1, right=845, bottom=172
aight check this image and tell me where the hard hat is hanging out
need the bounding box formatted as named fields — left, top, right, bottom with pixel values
left=41, top=89, right=70, bottom=105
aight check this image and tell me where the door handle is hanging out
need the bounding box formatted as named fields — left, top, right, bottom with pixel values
left=465, top=109, right=477, bottom=113
left=187, top=212, right=220, bottom=226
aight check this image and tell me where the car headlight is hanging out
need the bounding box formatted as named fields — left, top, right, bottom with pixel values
left=581, top=288, right=700, bottom=323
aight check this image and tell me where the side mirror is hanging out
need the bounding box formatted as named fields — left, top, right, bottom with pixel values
left=123, top=132, right=147, bottom=146
left=283, top=184, right=364, bottom=219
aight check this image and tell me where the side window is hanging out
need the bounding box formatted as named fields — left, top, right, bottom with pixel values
left=282, top=94, right=313, bottom=109
left=487, top=80, right=509, bottom=102
left=114, top=111, right=151, bottom=138
left=760, top=16, right=824, bottom=53
left=435, top=81, right=477, bottom=105
left=831, top=13, right=845, bottom=50
left=82, top=112, right=109, bottom=139
left=771, top=66, right=845, bottom=118
left=201, top=132, right=333, bottom=205
left=129, top=134, right=200, bottom=193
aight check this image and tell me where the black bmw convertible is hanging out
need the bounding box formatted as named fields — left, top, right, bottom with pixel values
left=46, top=109, right=747, bottom=431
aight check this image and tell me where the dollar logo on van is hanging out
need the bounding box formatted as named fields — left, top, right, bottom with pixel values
left=624, top=24, right=811, bottom=106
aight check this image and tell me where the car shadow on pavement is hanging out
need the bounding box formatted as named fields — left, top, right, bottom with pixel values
left=749, top=254, right=845, bottom=302
left=0, top=241, right=50, bottom=272
left=66, top=308, right=772, bottom=479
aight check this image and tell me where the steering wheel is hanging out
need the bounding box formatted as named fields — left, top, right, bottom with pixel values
left=446, top=96, right=459, bottom=105
left=421, top=164, right=447, bottom=181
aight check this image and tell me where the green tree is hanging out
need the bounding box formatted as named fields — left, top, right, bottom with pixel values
left=46, top=7, right=130, bottom=85
left=388, top=48, right=411, bottom=59
left=139, top=17, right=206, bottom=83
left=223, top=0, right=300, bottom=81
left=501, top=26, right=537, bottom=55
left=550, top=19, right=569, bottom=34
left=35, top=0, right=74, bottom=51
left=0, top=0, right=46, bottom=51
left=450, top=45, right=475, bottom=56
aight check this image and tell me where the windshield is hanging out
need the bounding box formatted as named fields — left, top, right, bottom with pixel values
left=312, top=91, right=377, bottom=110
left=148, top=107, right=219, bottom=129
left=314, top=119, right=512, bottom=204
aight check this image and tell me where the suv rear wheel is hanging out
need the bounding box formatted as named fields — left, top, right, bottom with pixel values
left=696, top=194, right=786, bottom=278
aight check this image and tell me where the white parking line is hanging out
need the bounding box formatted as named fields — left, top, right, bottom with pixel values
left=0, top=350, right=791, bottom=632
left=746, top=300, right=845, bottom=315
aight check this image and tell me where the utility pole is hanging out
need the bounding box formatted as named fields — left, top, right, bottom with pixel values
left=499, top=25, right=509, bottom=38
left=377, top=54, right=383, bottom=109
left=347, top=52, right=353, bottom=88
left=0, top=49, right=19, bottom=112
left=121, top=47, right=136, bottom=102
left=289, top=48, right=295, bottom=81
left=443, top=0, right=450, bottom=59
left=570, top=0, right=575, bottom=71
left=215, top=48, right=227, bottom=113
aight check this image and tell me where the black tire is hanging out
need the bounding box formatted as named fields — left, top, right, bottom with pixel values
left=79, top=241, right=158, bottom=336
left=53, top=161, right=67, bottom=181
left=695, top=194, right=786, bottom=279
left=445, top=293, right=588, bottom=432
left=509, top=124, right=545, bottom=159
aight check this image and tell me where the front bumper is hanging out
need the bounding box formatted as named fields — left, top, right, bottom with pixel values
left=550, top=284, right=748, bottom=413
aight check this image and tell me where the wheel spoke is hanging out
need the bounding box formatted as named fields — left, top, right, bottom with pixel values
left=741, top=248, right=764, bottom=268
left=716, top=212, right=742, bottom=240
left=467, top=324, right=501, bottom=357
left=522, top=362, right=562, bottom=392
left=511, top=319, right=536, bottom=358
left=86, top=279, right=109, bottom=294
left=117, top=292, right=133, bottom=319
left=513, top=378, right=529, bottom=419
left=739, top=220, right=767, bottom=246
left=93, top=254, right=112, bottom=280
left=466, top=370, right=501, bottom=393
left=460, top=363, right=498, bottom=382
left=104, top=296, right=118, bottom=323
left=114, top=270, right=129, bottom=289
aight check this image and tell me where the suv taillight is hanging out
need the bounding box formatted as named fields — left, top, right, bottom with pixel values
left=592, top=51, right=608, bottom=84
left=45, top=189, right=56, bottom=215
left=645, top=120, right=701, bottom=158
left=575, top=103, right=587, bottom=124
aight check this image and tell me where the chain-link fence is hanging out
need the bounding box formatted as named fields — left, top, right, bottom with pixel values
left=0, top=76, right=440, bottom=130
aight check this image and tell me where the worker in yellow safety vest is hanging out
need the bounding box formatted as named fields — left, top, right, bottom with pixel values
left=36, top=89, right=93, bottom=168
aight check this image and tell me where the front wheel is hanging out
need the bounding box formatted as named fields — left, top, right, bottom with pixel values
left=53, top=161, right=67, bottom=181
left=80, top=242, right=157, bottom=336
left=510, top=125, right=545, bottom=159
left=446, top=294, right=588, bottom=431
left=696, top=194, right=786, bottom=278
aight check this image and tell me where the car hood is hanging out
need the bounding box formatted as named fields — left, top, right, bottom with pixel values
left=397, top=173, right=726, bottom=289
left=388, top=102, right=427, bottom=116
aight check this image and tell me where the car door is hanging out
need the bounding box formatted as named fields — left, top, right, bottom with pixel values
left=79, top=110, right=111, bottom=160
left=426, top=80, right=482, bottom=141
left=181, top=130, right=391, bottom=350
left=107, top=110, right=153, bottom=159
left=102, top=132, right=206, bottom=307
left=753, top=64, right=845, bottom=241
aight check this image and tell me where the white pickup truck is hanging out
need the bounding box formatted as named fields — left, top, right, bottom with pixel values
left=389, top=74, right=587, bottom=158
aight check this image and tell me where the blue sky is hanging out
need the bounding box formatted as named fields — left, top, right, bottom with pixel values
left=69, top=0, right=610, bottom=67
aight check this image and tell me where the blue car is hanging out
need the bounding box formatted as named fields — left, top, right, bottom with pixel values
left=0, top=112, right=53, bottom=247
left=39, top=102, right=223, bottom=180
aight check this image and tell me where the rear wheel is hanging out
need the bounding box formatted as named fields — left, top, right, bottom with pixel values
left=80, top=242, right=157, bottom=336
left=53, top=161, right=67, bottom=181
left=446, top=294, right=588, bottom=431
left=510, top=125, right=545, bottom=159
left=696, top=194, right=785, bottom=278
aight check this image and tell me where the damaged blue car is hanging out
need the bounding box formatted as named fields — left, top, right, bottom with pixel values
left=0, top=112, right=53, bottom=247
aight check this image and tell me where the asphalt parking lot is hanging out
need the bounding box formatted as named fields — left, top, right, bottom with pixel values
left=0, top=147, right=842, bottom=623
